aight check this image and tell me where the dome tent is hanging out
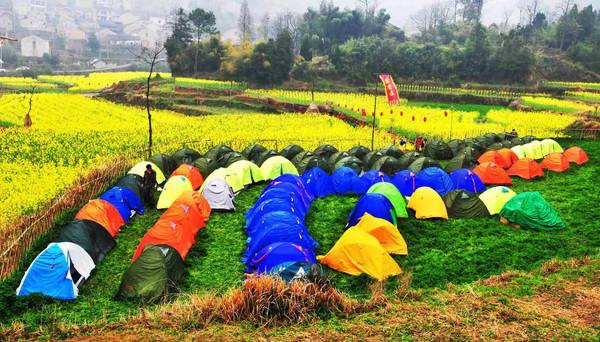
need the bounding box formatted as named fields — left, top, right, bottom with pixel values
left=100, top=187, right=145, bottom=222
left=200, top=167, right=244, bottom=193
left=172, top=148, right=201, bottom=166
left=367, top=182, right=408, bottom=218
left=204, top=145, right=234, bottom=162
left=157, top=176, right=194, bottom=209
left=500, top=192, right=566, bottom=231
left=313, top=144, right=339, bottom=159
left=448, top=139, right=466, bottom=156
left=507, top=158, right=545, bottom=180
left=246, top=242, right=316, bottom=274
left=424, top=140, right=453, bottom=160
left=75, top=199, right=125, bottom=238
left=296, top=155, right=331, bottom=174
left=398, top=151, right=422, bottom=169
left=478, top=151, right=512, bottom=169
left=360, top=170, right=391, bottom=193
left=291, top=151, right=313, bottom=167
left=262, top=178, right=312, bottom=210
left=540, top=139, right=563, bottom=156
left=317, top=227, right=402, bottom=281
left=117, top=245, right=186, bottom=303
left=149, top=154, right=177, bottom=177
left=391, top=170, right=417, bottom=197
left=407, top=187, right=448, bottom=220
left=242, top=144, right=268, bottom=162
left=353, top=213, right=407, bottom=255
left=540, top=153, right=570, bottom=173
left=497, top=148, right=519, bottom=167
left=334, top=156, right=364, bottom=174
left=129, top=162, right=166, bottom=185
left=443, top=190, right=491, bottom=218
left=171, top=164, right=204, bottom=190
left=56, top=220, right=116, bottom=264
left=245, top=198, right=305, bottom=229
left=479, top=186, right=517, bottom=215
left=348, top=145, right=371, bottom=160
left=347, top=193, right=397, bottom=228
left=444, top=153, right=477, bottom=173
left=563, top=147, right=589, bottom=165
left=201, top=179, right=235, bottom=211
left=510, top=145, right=526, bottom=159
left=193, top=157, right=219, bottom=179
left=408, top=157, right=440, bottom=173
left=218, top=151, right=247, bottom=168
left=450, top=169, right=486, bottom=193
left=255, top=150, right=281, bottom=166
left=227, top=160, right=265, bottom=187
left=457, top=146, right=482, bottom=160
left=280, top=144, right=305, bottom=161
left=116, top=174, right=143, bottom=203
left=272, top=174, right=315, bottom=202
left=523, top=141, right=544, bottom=160
left=261, top=156, right=299, bottom=180
left=268, top=262, right=322, bottom=283
left=302, top=167, right=335, bottom=198
left=473, top=162, right=513, bottom=185
left=329, top=151, right=351, bottom=165
left=371, top=156, right=403, bottom=175
left=243, top=222, right=317, bottom=264
left=331, top=167, right=363, bottom=195
left=362, top=151, right=385, bottom=168
left=415, top=167, right=455, bottom=196
left=379, top=145, right=404, bottom=159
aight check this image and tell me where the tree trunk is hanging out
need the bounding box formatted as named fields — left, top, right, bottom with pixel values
left=194, top=32, right=200, bottom=76
left=147, top=59, right=154, bottom=159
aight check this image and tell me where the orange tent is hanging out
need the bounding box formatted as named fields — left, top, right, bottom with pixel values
left=473, top=162, right=513, bottom=185
left=478, top=151, right=511, bottom=169
left=76, top=199, right=125, bottom=237
left=132, top=191, right=211, bottom=262
left=540, top=153, right=570, bottom=173
left=563, top=147, right=589, bottom=165
left=172, top=164, right=204, bottom=190
left=497, top=148, right=519, bottom=167
left=508, top=158, right=545, bottom=180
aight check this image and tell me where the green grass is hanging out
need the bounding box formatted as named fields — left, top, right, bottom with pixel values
left=0, top=139, right=598, bottom=332
left=407, top=101, right=506, bottom=118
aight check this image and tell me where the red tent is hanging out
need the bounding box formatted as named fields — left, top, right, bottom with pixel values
left=540, top=153, right=570, bottom=173
left=563, top=147, right=589, bottom=165
left=478, top=151, right=512, bottom=169
left=497, top=148, right=519, bottom=167
left=473, top=162, right=513, bottom=185
left=75, top=199, right=125, bottom=237
left=508, top=158, right=545, bottom=180
left=172, top=164, right=204, bottom=190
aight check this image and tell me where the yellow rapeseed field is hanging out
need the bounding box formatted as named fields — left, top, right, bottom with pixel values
left=38, top=72, right=159, bottom=92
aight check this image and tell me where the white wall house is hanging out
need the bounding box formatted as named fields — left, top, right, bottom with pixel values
left=21, top=35, right=50, bottom=58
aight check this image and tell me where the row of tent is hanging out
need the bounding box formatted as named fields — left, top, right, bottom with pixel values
left=17, top=175, right=146, bottom=300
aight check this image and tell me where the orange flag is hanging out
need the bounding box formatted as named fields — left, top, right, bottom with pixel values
left=379, top=74, right=400, bottom=106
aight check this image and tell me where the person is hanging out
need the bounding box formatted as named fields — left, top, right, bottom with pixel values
left=511, top=128, right=518, bottom=138
left=415, top=136, right=424, bottom=152
left=142, top=164, right=157, bottom=206
left=423, top=138, right=429, bottom=149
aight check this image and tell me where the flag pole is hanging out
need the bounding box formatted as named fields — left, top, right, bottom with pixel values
left=371, top=78, right=378, bottom=150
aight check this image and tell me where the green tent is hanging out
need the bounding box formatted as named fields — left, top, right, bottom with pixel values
left=371, top=156, right=403, bottom=175
left=314, top=144, right=339, bottom=159
left=242, top=144, right=268, bottom=161
left=334, top=156, right=364, bottom=174
left=150, top=154, right=177, bottom=177
left=256, top=150, right=280, bottom=166
left=521, top=135, right=536, bottom=144
left=204, top=145, right=234, bottom=162
left=227, top=160, right=264, bottom=186
left=117, top=245, right=186, bottom=303
left=218, top=151, right=247, bottom=167
left=297, top=155, right=331, bottom=174
left=408, top=157, right=440, bottom=172
left=523, top=141, right=544, bottom=160
left=379, top=145, right=404, bottom=159
left=280, top=144, right=305, bottom=161
left=444, top=153, right=477, bottom=173
left=362, top=151, right=385, bottom=168
left=448, top=139, right=466, bottom=156
left=329, top=151, right=351, bottom=165
left=348, top=145, right=371, bottom=160
left=510, top=137, right=524, bottom=146
left=260, top=156, right=299, bottom=180
left=499, top=192, right=566, bottom=231
left=424, top=140, right=453, bottom=160
left=291, top=151, right=313, bottom=168
left=510, top=145, right=526, bottom=160
left=442, top=190, right=491, bottom=218
left=172, top=148, right=202, bottom=166
left=367, top=182, right=408, bottom=218
left=488, top=142, right=504, bottom=151
left=540, top=139, right=563, bottom=156
left=193, top=157, right=219, bottom=178
left=398, top=151, right=422, bottom=169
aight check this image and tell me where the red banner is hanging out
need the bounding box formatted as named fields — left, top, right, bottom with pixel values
left=379, top=74, right=400, bottom=105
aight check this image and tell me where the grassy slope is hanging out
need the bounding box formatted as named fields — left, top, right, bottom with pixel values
left=0, top=139, right=598, bottom=333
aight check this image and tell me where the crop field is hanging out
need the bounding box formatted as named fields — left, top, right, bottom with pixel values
left=520, top=96, right=597, bottom=114
left=565, top=91, right=600, bottom=104
left=545, top=81, right=600, bottom=91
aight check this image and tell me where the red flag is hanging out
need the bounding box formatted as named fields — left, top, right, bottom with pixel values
left=379, top=74, right=400, bottom=105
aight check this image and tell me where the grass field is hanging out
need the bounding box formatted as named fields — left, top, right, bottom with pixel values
left=1, top=138, right=597, bottom=336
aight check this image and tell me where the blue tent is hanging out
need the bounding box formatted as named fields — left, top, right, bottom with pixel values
left=246, top=242, right=316, bottom=274
left=302, top=167, right=335, bottom=198
left=360, top=171, right=391, bottom=193
left=100, top=187, right=144, bottom=222
left=271, top=174, right=315, bottom=202
left=246, top=210, right=305, bottom=236
left=415, top=167, right=455, bottom=196
left=347, top=193, right=397, bottom=228
left=391, top=170, right=418, bottom=197
left=245, top=198, right=305, bottom=228
left=262, top=182, right=311, bottom=211
left=331, top=167, right=362, bottom=195
left=248, top=188, right=307, bottom=219
left=243, top=222, right=317, bottom=263
left=269, top=261, right=322, bottom=283
left=450, top=169, right=487, bottom=193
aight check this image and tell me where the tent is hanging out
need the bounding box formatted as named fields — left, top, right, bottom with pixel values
left=193, top=157, right=219, bottom=179
left=458, top=146, right=482, bottom=160
left=334, top=156, right=364, bottom=174
left=362, top=151, right=385, bottom=168
left=372, top=156, right=403, bottom=175
left=291, top=151, right=313, bottom=167
left=415, top=167, right=455, bottom=196
left=540, top=139, right=563, bottom=156
left=317, top=227, right=402, bottom=281
left=248, top=189, right=307, bottom=222
left=218, top=152, right=247, bottom=168
left=479, top=186, right=517, bottom=215
left=268, top=262, right=322, bottom=283
left=242, top=144, right=268, bottom=162
left=313, top=144, right=339, bottom=159
left=260, top=156, right=299, bottom=180
left=510, top=145, right=526, bottom=159
left=442, top=190, right=491, bottom=218
left=201, top=179, right=236, bottom=211
left=367, top=182, right=408, bottom=218
left=157, top=176, right=194, bottom=209
left=149, top=154, right=177, bottom=177
left=296, top=155, right=331, bottom=174
left=500, top=192, right=566, bottom=231
left=448, top=139, right=466, bottom=156
left=379, top=145, right=404, bottom=159
left=540, top=153, right=570, bottom=173
left=172, top=164, right=204, bottom=190
left=507, top=158, right=544, bottom=180
left=56, top=220, right=116, bottom=264
left=563, top=147, right=589, bottom=165
left=523, top=141, right=544, bottom=160
left=263, top=179, right=312, bottom=209
left=280, top=144, right=305, bottom=161
left=100, top=187, right=145, bottom=222
left=172, top=148, right=201, bottom=166
left=246, top=242, right=316, bottom=274
left=116, top=174, right=143, bottom=201
left=391, top=170, right=417, bottom=197
left=424, top=140, right=453, bottom=160
left=450, top=169, right=486, bottom=193
left=117, top=245, right=185, bottom=303
left=129, top=162, right=166, bottom=185
left=243, top=222, right=317, bottom=263
left=227, top=160, right=265, bottom=186
left=445, top=153, right=477, bottom=173
left=360, top=170, right=391, bottom=193
left=331, top=167, right=362, bottom=195
left=246, top=209, right=305, bottom=237
left=473, top=162, right=513, bottom=185
left=329, top=151, right=351, bottom=165
left=273, top=174, right=315, bottom=201
left=256, top=150, right=281, bottom=166
left=75, top=199, right=125, bottom=237
left=245, top=198, right=304, bottom=230
left=407, top=187, right=448, bottom=220
left=201, top=168, right=244, bottom=193
left=204, top=145, right=234, bottom=162
left=354, top=213, right=407, bottom=255
left=478, top=151, right=512, bottom=169
left=347, top=193, right=397, bottom=228
left=497, top=148, right=520, bottom=167
left=521, top=135, right=537, bottom=144
left=408, top=157, right=440, bottom=173
left=303, top=167, right=335, bottom=198
left=348, top=145, right=371, bottom=160
left=16, top=243, right=95, bottom=300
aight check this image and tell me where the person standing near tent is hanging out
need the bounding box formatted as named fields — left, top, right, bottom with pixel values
left=510, top=128, right=518, bottom=139
left=415, top=136, right=424, bottom=152
left=142, top=164, right=157, bottom=206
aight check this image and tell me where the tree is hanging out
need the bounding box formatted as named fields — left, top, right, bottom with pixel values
left=463, top=22, right=490, bottom=80
left=555, top=5, right=581, bottom=50
left=87, top=33, right=100, bottom=55
left=238, top=0, right=254, bottom=43
left=258, top=13, right=271, bottom=41
left=188, top=8, right=217, bottom=75
left=165, top=8, right=193, bottom=75
left=490, top=31, right=535, bottom=83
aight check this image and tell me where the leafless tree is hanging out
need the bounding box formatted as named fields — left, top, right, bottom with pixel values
left=273, top=11, right=304, bottom=52
left=500, top=8, right=514, bottom=33
left=520, top=0, right=543, bottom=26
left=356, top=0, right=378, bottom=16
left=238, top=0, right=254, bottom=43
left=556, top=0, right=575, bottom=17
left=258, top=13, right=271, bottom=41
left=131, top=43, right=165, bottom=159
left=23, top=86, right=35, bottom=128
left=412, top=1, right=453, bottom=36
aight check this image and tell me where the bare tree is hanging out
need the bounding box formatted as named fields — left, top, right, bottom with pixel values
left=556, top=0, right=575, bottom=17
left=258, top=13, right=271, bottom=41
left=273, top=11, right=304, bottom=52
left=520, top=0, right=543, bottom=25
left=238, top=0, right=254, bottom=43
left=412, top=1, right=453, bottom=36
left=23, top=86, right=35, bottom=128
left=500, top=8, right=514, bottom=33
left=131, top=43, right=165, bottom=159
left=356, top=0, right=378, bottom=16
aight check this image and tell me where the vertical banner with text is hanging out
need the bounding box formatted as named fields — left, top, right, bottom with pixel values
left=379, top=74, right=400, bottom=106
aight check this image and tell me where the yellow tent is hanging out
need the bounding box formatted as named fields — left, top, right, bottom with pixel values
left=524, top=141, right=544, bottom=159
left=128, top=162, right=166, bottom=185
left=407, top=187, right=448, bottom=220
left=157, top=176, right=193, bottom=209
left=200, top=168, right=244, bottom=193
left=227, top=160, right=264, bottom=187
left=354, top=213, right=407, bottom=255
left=540, top=139, right=563, bottom=157
left=260, top=156, right=299, bottom=180
left=317, top=227, right=402, bottom=281
left=510, top=145, right=526, bottom=159
left=478, top=186, right=517, bottom=215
